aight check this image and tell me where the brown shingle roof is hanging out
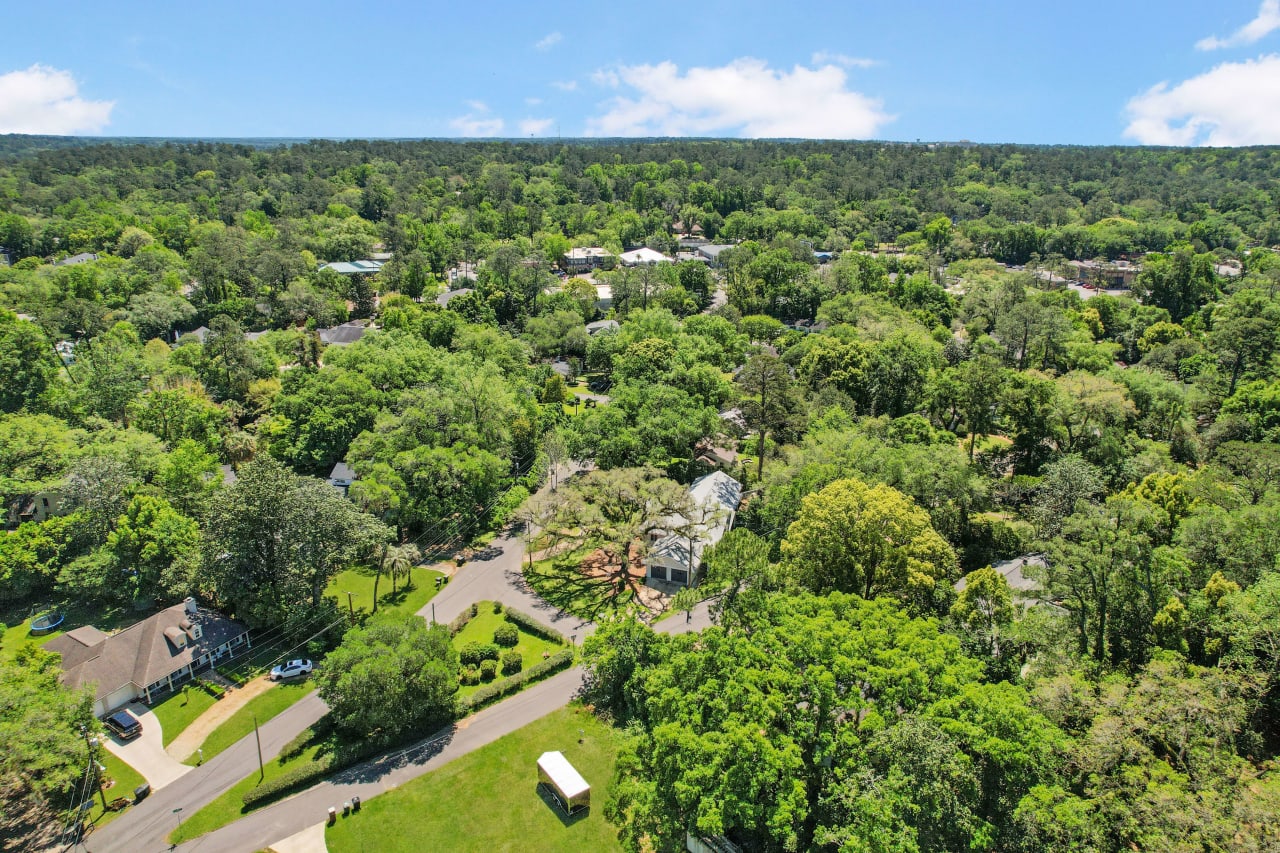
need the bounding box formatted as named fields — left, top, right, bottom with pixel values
left=46, top=602, right=247, bottom=704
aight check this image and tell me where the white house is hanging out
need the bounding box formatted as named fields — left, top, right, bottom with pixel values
left=645, top=471, right=743, bottom=587
left=562, top=247, right=613, bottom=274
left=328, top=461, right=357, bottom=493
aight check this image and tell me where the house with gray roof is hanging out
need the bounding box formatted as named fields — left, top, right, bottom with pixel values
left=645, top=471, right=743, bottom=587
left=46, top=599, right=250, bottom=717
left=328, top=461, right=357, bottom=493
left=320, top=259, right=385, bottom=275
left=317, top=320, right=369, bottom=346
left=56, top=252, right=100, bottom=267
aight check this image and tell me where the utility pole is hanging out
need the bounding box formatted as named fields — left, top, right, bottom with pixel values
left=431, top=602, right=436, bottom=625
left=345, top=590, right=355, bottom=617
left=80, top=725, right=107, bottom=809
left=253, top=714, right=265, bottom=782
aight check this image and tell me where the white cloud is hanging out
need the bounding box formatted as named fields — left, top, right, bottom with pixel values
left=551, top=79, right=578, bottom=91
left=535, top=31, right=562, bottom=51
left=519, top=118, right=554, bottom=136
left=525, top=96, right=543, bottom=106
left=585, top=58, right=893, bottom=138
left=1197, top=0, right=1280, bottom=50
left=0, top=64, right=114, bottom=134
left=450, top=100, right=504, bottom=136
left=1124, top=54, right=1280, bottom=145
left=811, top=51, right=878, bottom=68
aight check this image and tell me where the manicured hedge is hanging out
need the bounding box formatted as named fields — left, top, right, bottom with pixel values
left=448, top=608, right=475, bottom=636
left=459, top=641, right=500, bottom=667
left=501, top=607, right=566, bottom=644
left=242, top=755, right=335, bottom=807
left=479, top=659, right=498, bottom=681
left=493, top=623, right=519, bottom=647
left=501, top=650, right=523, bottom=675
left=459, top=648, right=575, bottom=714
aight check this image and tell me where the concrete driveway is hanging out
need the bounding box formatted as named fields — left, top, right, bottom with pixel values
left=100, top=702, right=193, bottom=792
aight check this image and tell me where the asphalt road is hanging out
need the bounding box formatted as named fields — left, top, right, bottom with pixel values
left=84, top=458, right=716, bottom=853
left=86, top=691, right=328, bottom=853
left=171, top=667, right=586, bottom=853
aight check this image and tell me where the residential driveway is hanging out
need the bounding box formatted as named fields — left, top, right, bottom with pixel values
left=87, top=691, right=329, bottom=853
left=100, top=702, right=193, bottom=791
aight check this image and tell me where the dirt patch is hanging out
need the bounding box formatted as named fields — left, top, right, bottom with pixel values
left=577, top=544, right=666, bottom=615
left=165, top=675, right=276, bottom=762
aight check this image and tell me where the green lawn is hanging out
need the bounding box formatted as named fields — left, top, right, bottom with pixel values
left=169, top=736, right=327, bottom=844
left=81, top=748, right=146, bottom=830
left=149, top=685, right=219, bottom=747
left=0, top=599, right=140, bottom=665
left=182, top=680, right=312, bottom=765
left=324, top=566, right=445, bottom=619
left=525, top=556, right=639, bottom=621
left=325, top=706, right=624, bottom=853
left=453, top=604, right=565, bottom=698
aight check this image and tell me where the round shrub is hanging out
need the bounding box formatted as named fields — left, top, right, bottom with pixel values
left=493, top=623, right=519, bottom=648
left=460, top=666, right=480, bottom=685
left=492, top=601, right=504, bottom=614
left=479, top=659, right=498, bottom=681
left=501, top=650, right=523, bottom=675
left=459, top=641, right=501, bottom=667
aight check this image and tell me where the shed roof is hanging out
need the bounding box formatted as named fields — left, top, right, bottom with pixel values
left=321, top=260, right=384, bottom=275
left=538, top=751, right=589, bottom=799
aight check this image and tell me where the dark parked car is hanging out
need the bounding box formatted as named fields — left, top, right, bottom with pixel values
left=104, top=709, right=142, bottom=740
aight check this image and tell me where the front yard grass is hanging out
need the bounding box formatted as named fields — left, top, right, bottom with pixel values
left=452, top=604, right=564, bottom=698
left=80, top=748, right=146, bottom=830
left=324, top=565, right=445, bottom=619
left=182, top=680, right=312, bottom=765
left=149, top=685, right=219, bottom=747
left=325, top=705, right=623, bottom=853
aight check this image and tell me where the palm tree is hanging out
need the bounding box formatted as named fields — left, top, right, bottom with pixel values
left=373, top=543, right=420, bottom=610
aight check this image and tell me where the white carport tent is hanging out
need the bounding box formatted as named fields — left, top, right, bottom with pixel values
left=537, top=751, right=590, bottom=814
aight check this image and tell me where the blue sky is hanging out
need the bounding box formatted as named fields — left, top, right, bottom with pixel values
left=3, top=0, right=1280, bottom=144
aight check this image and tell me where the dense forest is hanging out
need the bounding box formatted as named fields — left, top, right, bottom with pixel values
left=1, top=137, right=1279, bottom=852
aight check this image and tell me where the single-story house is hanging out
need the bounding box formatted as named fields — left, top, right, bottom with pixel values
left=320, top=260, right=385, bottom=276
left=955, top=554, right=1059, bottom=610
left=562, top=247, right=613, bottom=274
left=585, top=319, right=619, bottom=336
left=618, top=247, right=673, bottom=266
left=181, top=326, right=211, bottom=344
left=328, top=461, right=357, bottom=493
left=645, top=471, right=743, bottom=588
left=696, top=244, right=736, bottom=267
left=317, top=320, right=368, bottom=346
left=56, top=252, right=100, bottom=267
left=436, top=287, right=474, bottom=307
left=47, top=599, right=250, bottom=718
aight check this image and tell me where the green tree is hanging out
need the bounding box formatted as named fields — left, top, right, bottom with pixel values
left=315, top=612, right=458, bottom=739
left=737, top=353, right=801, bottom=482
left=0, top=648, right=98, bottom=823
left=0, top=310, right=59, bottom=413
left=202, top=456, right=390, bottom=626
left=105, top=494, right=200, bottom=601
left=781, top=477, right=958, bottom=610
